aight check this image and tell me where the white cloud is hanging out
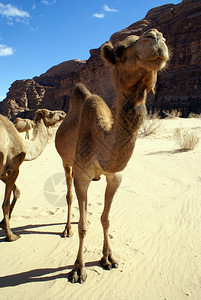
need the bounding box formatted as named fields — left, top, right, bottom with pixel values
left=0, top=44, right=14, bottom=56
left=31, top=26, right=39, bottom=32
left=0, top=95, right=5, bottom=101
left=0, top=3, right=30, bottom=19
left=41, top=0, right=56, bottom=6
left=93, top=13, right=105, bottom=18
left=7, top=21, right=14, bottom=26
left=103, top=5, right=118, bottom=12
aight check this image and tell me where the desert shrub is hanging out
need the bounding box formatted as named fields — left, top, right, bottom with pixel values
left=163, top=109, right=182, bottom=118
left=139, top=110, right=161, bottom=137
left=173, top=128, right=199, bottom=151
left=188, top=112, right=201, bottom=118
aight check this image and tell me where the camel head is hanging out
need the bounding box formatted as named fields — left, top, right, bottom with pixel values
left=102, top=28, right=169, bottom=94
left=34, top=109, right=66, bottom=127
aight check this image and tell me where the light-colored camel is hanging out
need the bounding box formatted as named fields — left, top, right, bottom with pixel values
left=55, top=28, right=169, bottom=283
left=41, top=109, right=66, bottom=125
left=0, top=109, right=65, bottom=241
left=14, top=110, right=66, bottom=139
left=14, top=117, right=34, bottom=139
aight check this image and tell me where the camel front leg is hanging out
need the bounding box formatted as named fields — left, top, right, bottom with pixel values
left=0, top=184, right=20, bottom=228
left=62, top=165, right=73, bottom=237
left=9, top=184, right=21, bottom=219
left=100, top=173, right=122, bottom=270
left=2, top=172, right=20, bottom=241
left=68, top=177, right=90, bottom=284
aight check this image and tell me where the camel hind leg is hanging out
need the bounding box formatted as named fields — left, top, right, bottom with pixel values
left=62, top=165, right=73, bottom=237
left=100, top=172, right=122, bottom=269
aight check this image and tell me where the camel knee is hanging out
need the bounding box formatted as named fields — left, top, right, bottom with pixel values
left=79, top=227, right=88, bottom=238
left=101, top=215, right=110, bottom=229
left=78, top=221, right=88, bottom=238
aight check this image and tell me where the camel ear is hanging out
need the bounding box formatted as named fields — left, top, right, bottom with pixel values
left=115, top=44, right=127, bottom=62
left=101, top=41, right=116, bottom=65
left=34, top=109, right=43, bottom=123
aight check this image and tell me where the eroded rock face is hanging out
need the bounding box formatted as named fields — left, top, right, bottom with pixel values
left=0, top=0, right=200, bottom=119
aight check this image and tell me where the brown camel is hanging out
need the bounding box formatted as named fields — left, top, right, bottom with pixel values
left=14, top=117, right=34, bottom=139
left=55, top=29, right=169, bottom=283
left=14, top=110, right=66, bottom=140
left=0, top=109, right=65, bottom=241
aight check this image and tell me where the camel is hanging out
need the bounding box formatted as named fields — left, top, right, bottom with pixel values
left=14, top=117, right=34, bottom=139
left=40, top=109, right=66, bottom=125
left=14, top=110, right=66, bottom=140
left=0, top=109, right=65, bottom=242
left=55, top=28, right=169, bottom=283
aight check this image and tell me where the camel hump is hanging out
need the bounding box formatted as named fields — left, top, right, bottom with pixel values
left=70, top=83, right=91, bottom=109
left=74, top=83, right=91, bottom=99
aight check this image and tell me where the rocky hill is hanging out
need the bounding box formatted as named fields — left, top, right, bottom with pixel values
left=0, top=0, right=200, bottom=119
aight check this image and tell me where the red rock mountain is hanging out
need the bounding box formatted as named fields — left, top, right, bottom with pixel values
left=0, top=0, right=200, bottom=119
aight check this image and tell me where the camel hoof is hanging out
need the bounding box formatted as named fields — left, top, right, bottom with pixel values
left=100, top=257, right=118, bottom=270
left=68, top=267, right=87, bottom=284
left=6, top=233, right=21, bottom=242
left=61, top=229, right=73, bottom=238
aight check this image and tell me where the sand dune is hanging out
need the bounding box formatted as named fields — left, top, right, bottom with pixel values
left=0, top=118, right=201, bottom=300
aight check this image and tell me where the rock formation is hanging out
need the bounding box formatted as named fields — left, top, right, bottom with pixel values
left=0, top=0, right=200, bottom=119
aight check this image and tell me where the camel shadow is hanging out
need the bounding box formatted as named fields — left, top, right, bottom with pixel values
left=0, top=221, right=78, bottom=242
left=0, top=261, right=101, bottom=287
left=146, top=149, right=188, bottom=156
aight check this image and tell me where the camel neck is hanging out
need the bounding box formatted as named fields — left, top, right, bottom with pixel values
left=103, top=89, right=146, bottom=173
left=24, top=119, right=48, bottom=161
left=114, top=88, right=146, bottom=133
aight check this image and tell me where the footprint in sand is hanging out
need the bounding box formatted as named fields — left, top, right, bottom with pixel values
left=40, top=211, right=55, bottom=216
left=29, top=207, right=40, bottom=211
left=22, top=216, right=31, bottom=219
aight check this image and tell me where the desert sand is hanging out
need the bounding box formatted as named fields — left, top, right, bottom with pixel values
left=0, top=117, right=201, bottom=300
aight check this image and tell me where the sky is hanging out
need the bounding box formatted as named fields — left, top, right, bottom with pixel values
left=0, top=0, right=181, bottom=101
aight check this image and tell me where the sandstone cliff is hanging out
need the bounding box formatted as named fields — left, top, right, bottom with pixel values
left=0, top=0, right=200, bottom=119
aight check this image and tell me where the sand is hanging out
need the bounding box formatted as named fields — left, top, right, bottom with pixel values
left=0, top=117, right=201, bottom=300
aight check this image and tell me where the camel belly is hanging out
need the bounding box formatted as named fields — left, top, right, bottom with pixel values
left=55, top=130, right=78, bottom=167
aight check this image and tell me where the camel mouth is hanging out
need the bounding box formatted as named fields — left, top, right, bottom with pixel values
left=148, top=57, right=167, bottom=70
left=153, top=55, right=168, bottom=63
left=137, top=55, right=168, bottom=71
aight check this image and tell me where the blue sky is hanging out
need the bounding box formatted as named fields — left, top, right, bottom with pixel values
left=0, top=0, right=181, bottom=101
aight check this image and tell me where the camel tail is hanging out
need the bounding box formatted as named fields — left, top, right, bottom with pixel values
left=70, top=83, right=91, bottom=110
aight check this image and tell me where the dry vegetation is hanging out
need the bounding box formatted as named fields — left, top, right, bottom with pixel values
left=188, top=112, right=201, bottom=118
left=163, top=109, right=182, bottom=118
left=173, top=128, right=199, bottom=151
left=138, top=109, right=200, bottom=151
left=139, top=110, right=161, bottom=137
